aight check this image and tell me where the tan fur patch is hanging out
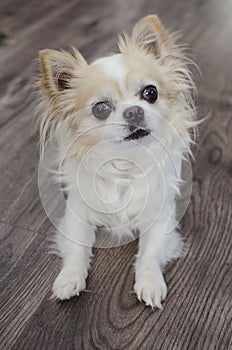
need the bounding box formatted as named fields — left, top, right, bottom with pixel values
left=71, top=64, right=121, bottom=113
left=132, top=15, right=172, bottom=50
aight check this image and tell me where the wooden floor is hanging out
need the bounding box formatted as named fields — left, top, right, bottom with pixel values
left=0, top=0, right=231, bottom=349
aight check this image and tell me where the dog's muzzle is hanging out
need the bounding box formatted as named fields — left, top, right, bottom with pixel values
left=123, top=105, right=150, bottom=140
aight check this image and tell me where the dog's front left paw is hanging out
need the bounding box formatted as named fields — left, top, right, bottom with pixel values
left=134, top=268, right=167, bottom=309
left=52, top=269, right=86, bottom=300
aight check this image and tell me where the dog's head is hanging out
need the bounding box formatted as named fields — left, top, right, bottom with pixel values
left=38, top=15, right=196, bottom=159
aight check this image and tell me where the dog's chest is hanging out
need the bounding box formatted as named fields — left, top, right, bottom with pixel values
left=67, top=154, right=177, bottom=229
left=83, top=164, right=163, bottom=228
left=97, top=175, right=147, bottom=216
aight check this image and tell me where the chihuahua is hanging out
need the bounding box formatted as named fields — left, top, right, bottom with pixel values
left=38, top=15, right=196, bottom=309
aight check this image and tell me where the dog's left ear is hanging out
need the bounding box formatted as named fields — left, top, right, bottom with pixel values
left=131, top=15, right=173, bottom=60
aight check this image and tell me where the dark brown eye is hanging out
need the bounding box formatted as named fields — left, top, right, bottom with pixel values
left=141, top=85, right=158, bottom=104
left=92, top=102, right=113, bottom=120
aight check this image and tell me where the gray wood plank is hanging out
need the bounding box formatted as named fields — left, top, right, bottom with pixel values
left=0, top=222, right=37, bottom=281
left=0, top=226, right=59, bottom=349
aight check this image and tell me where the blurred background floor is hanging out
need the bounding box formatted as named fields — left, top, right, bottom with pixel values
left=0, top=0, right=231, bottom=349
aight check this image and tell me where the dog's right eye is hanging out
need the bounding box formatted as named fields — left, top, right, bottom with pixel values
left=92, top=102, right=113, bottom=120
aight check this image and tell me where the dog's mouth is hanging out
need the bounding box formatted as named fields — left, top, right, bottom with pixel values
left=124, top=127, right=151, bottom=141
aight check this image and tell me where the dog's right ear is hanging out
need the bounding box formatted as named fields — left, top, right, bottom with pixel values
left=39, top=49, right=86, bottom=98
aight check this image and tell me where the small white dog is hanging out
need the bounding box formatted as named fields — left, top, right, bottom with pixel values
left=38, top=15, right=196, bottom=309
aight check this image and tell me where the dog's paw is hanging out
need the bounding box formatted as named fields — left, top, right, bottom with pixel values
left=134, top=268, right=167, bottom=309
left=52, top=270, right=86, bottom=300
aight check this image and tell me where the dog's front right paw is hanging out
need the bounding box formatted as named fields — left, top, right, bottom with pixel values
left=52, top=270, right=86, bottom=300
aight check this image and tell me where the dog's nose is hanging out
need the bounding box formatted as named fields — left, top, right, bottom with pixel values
left=123, top=105, right=145, bottom=125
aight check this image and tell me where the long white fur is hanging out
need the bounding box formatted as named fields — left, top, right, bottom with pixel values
left=38, top=16, right=198, bottom=308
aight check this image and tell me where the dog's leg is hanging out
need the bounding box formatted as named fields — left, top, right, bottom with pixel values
left=52, top=207, right=95, bottom=300
left=134, top=223, right=182, bottom=309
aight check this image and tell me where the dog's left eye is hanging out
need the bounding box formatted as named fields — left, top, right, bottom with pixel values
left=92, top=102, right=113, bottom=120
left=141, top=85, right=158, bottom=104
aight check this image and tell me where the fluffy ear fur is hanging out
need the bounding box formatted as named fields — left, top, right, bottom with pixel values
left=38, top=49, right=86, bottom=155
left=119, top=15, right=174, bottom=61
left=131, top=15, right=172, bottom=57
left=39, top=49, right=86, bottom=97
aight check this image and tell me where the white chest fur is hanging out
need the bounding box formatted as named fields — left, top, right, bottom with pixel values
left=63, top=147, right=180, bottom=236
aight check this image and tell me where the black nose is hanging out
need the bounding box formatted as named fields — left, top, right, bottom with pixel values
left=123, top=105, right=145, bottom=125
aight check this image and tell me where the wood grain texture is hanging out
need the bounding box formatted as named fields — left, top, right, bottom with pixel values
left=0, top=0, right=231, bottom=349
